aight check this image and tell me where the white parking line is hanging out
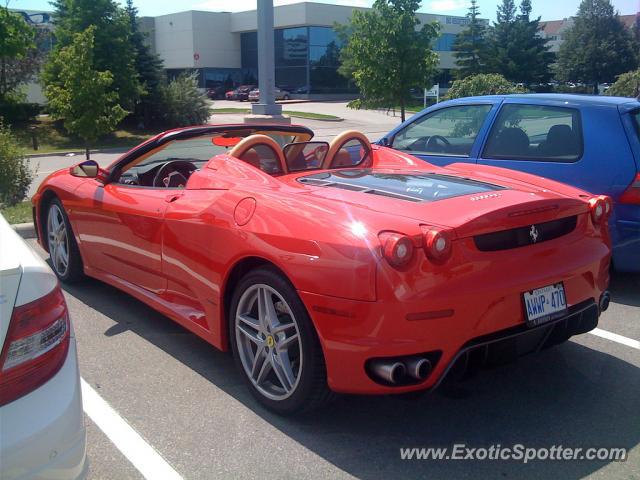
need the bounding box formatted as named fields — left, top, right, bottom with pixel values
left=80, top=378, right=184, bottom=480
left=589, top=328, right=640, bottom=350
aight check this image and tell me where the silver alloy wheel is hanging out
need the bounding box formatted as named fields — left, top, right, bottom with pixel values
left=47, top=204, right=70, bottom=277
left=235, top=284, right=303, bottom=401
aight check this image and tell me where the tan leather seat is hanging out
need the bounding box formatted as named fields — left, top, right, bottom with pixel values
left=333, top=148, right=352, bottom=167
left=228, top=134, right=288, bottom=174
left=240, top=149, right=261, bottom=169
left=323, top=130, right=372, bottom=169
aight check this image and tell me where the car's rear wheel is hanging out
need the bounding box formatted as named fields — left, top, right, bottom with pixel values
left=46, top=199, right=84, bottom=283
left=229, top=267, right=332, bottom=414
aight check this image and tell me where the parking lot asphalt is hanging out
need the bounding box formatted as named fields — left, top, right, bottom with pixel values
left=25, top=238, right=639, bottom=480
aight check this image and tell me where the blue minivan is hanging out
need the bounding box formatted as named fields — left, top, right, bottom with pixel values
left=381, top=94, right=640, bottom=272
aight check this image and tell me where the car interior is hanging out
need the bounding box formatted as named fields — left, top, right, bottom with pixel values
left=114, top=129, right=372, bottom=188
left=484, top=123, right=581, bottom=160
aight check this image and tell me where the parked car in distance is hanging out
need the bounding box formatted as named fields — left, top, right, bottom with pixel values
left=206, top=86, right=226, bottom=100
left=225, top=89, right=236, bottom=100
left=32, top=125, right=611, bottom=414
left=381, top=94, right=640, bottom=272
left=0, top=214, right=86, bottom=479
left=248, top=88, right=291, bottom=102
left=235, top=85, right=257, bottom=102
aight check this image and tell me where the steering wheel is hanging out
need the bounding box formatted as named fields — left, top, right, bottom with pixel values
left=153, top=160, right=197, bottom=188
left=425, top=135, right=451, bottom=153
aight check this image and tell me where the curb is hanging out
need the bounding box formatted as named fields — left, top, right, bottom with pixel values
left=12, top=222, right=36, bottom=239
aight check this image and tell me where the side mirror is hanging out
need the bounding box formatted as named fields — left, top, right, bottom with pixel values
left=378, top=137, right=389, bottom=146
left=70, top=160, right=100, bottom=178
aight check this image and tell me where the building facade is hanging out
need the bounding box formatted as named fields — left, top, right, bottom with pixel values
left=141, top=2, right=473, bottom=95
left=540, top=13, right=639, bottom=53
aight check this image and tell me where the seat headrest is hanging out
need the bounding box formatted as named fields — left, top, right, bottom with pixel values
left=496, top=127, right=530, bottom=156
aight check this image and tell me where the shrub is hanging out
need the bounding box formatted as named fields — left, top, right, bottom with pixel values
left=0, top=121, right=33, bottom=206
left=161, top=72, right=211, bottom=127
left=606, top=69, right=640, bottom=98
left=446, top=74, right=528, bottom=100
left=0, top=102, right=41, bottom=124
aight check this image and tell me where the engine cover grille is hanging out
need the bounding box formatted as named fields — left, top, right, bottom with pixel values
left=474, top=216, right=578, bottom=252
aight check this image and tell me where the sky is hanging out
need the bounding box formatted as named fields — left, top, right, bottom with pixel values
left=11, top=0, right=640, bottom=22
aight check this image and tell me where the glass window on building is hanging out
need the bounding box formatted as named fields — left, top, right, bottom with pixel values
left=309, top=27, right=341, bottom=47
left=434, top=33, right=457, bottom=51
left=240, top=26, right=356, bottom=94
left=275, top=27, right=308, bottom=67
left=275, top=67, right=307, bottom=91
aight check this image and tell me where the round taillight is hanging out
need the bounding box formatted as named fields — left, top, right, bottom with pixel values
left=380, top=233, right=414, bottom=267
left=600, top=195, right=613, bottom=216
left=424, top=228, right=453, bottom=262
left=589, top=197, right=606, bottom=224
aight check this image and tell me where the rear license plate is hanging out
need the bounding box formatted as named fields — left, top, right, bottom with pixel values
left=523, top=283, right=568, bottom=327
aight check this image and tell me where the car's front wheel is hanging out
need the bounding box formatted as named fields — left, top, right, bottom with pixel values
left=45, top=198, right=84, bottom=282
left=229, top=267, right=332, bottom=414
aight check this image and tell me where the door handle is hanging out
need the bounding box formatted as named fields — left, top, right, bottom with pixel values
left=165, top=193, right=184, bottom=203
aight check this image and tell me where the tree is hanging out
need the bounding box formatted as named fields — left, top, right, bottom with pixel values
left=47, top=0, right=141, bottom=110
left=44, top=27, right=127, bottom=160
left=446, top=73, right=527, bottom=99
left=124, top=0, right=165, bottom=126
left=606, top=69, right=640, bottom=98
left=484, top=0, right=552, bottom=84
left=512, top=0, right=553, bottom=83
left=452, top=0, right=487, bottom=78
left=161, top=72, right=210, bottom=128
left=337, top=0, right=440, bottom=122
left=557, top=0, right=639, bottom=92
left=0, top=120, right=32, bottom=206
left=0, top=6, right=35, bottom=102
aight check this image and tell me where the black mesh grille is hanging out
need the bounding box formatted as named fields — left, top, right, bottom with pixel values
left=474, top=216, right=577, bottom=252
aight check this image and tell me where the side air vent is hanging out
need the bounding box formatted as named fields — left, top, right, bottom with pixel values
left=474, top=216, right=578, bottom=252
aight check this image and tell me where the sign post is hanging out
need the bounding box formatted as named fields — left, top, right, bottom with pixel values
left=424, top=84, right=439, bottom=107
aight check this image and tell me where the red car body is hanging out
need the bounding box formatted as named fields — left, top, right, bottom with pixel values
left=32, top=125, right=611, bottom=399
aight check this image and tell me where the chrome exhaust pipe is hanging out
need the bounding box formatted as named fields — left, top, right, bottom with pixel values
left=370, top=359, right=406, bottom=384
left=599, top=290, right=611, bottom=312
left=405, top=357, right=432, bottom=380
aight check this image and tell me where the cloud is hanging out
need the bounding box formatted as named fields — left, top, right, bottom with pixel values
left=193, top=0, right=371, bottom=13
left=425, top=0, right=467, bottom=12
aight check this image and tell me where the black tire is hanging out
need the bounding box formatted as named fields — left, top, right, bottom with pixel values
left=45, top=198, right=85, bottom=283
left=229, top=267, right=333, bottom=414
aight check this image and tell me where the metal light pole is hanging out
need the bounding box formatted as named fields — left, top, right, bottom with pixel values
left=248, top=0, right=288, bottom=122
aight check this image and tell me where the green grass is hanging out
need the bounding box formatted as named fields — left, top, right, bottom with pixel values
left=211, top=108, right=250, bottom=114
left=284, top=110, right=342, bottom=121
left=1, top=201, right=32, bottom=224
left=11, top=116, right=157, bottom=154
left=211, top=108, right=342, bottom=121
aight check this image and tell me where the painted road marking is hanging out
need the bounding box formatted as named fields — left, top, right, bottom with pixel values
left=81, top=378, right=184, bottom=480
left=590, top=328, right=640, bottom=350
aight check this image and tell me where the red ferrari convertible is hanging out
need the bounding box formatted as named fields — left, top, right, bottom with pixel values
left=32, top=124, right=612, bottom=414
